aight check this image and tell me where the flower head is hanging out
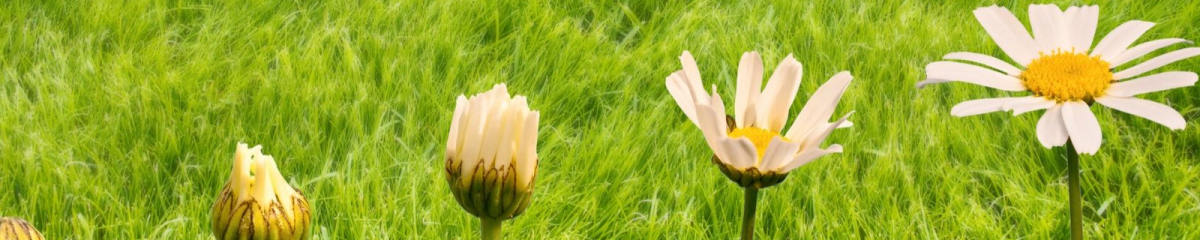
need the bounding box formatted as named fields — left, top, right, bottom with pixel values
left=917, top=4, right=1198, bottom=154
left=212, top=143, right=311, bottom=240
left=0, top=217, right=45, bottom=240
left=445, top=83, right=541, bottom=220
left=666, top=51, right=853, bottom=189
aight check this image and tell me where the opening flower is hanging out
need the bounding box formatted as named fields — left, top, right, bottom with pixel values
left=212, top=143, right=312, bottom=240
left=917, top=4, right=1198, bottom=155
left=666, top=51, right=854, bottom=189
left=665, top=51, right=853, bottom=239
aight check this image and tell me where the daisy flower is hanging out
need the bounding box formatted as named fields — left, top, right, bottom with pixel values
left=917, top=5, right=1197, bottom=239
left=666, top=51, right=852, bottom=239
left=444, top=83, right=541, bottom=239
left=917, top=4, right=1198, bottom=154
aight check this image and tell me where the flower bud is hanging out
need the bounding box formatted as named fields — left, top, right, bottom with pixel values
left=212, top=143, right=312, bottom=240
left=444, top=84, right=541, bottom=221
left=0, top=217, right=44, bottom=240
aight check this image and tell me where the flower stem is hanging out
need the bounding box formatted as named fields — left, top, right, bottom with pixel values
left=481, top=218, right=502, bottom=240
left=1066, top=141, right=1082, bottom=240
left=741, top=187, right=758, bottom=240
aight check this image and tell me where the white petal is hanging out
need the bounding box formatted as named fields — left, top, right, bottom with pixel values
left=515, top=111, right=540, bottom=189
left=1027, top=5, right=1053, bottom=51
left=778, top=114, right=851, bottom=173
left=743, top=101, right=758, bottom=130
left=758, top=137, right=799, bottom=171
left=494, top=97, right=527, bottom=169
left=477, top=98, right=509, bottom=169
left=1004, top=96, right=1057, bottom=116
left=1114, top=48, right=1200, bottom=80
left=1110, top=38, right=1192, bottom=67
left=1062, top=101, right=1102, bottom=155
left=1062, top=6, right=1077, bottom=24
left=735, top=52, right=764, bottom=128
left=1029, top=4, right=1069, bottom=52
left=1095, top=96, right=1187, bottom=130
left=251, top=155, right=277, bottom=206
left=799, top=112, right=853, bottom=151
left=694, top=102, right=728, bottom=158
left=784, top=71, right=852, bottom=141
left=265, top=156, right=296, bottom=211
left=679, top=51, right=709, bottom=102
left=231, top=143, right=253, bottom=195
left=779, top=145, right=843, bottom=173
left=973, top=6, right=1039, bottom=66
left=1067, top=5, right=1099, bottom=52
left=459, top=95, right=489, bottom=178
left=720, top=137, right=758, bottom=170
left=666, top=71, right=701, bottom=126
left=755, top=55, right=803, bottom=132
left=915, top=79, right=951, bottom=89
left=949, top=97, right=1028, bottom=117
left=837, top=121, right=853, bottom=129
left=447, top=95, right=469, bottom=159
left=944, top=52, right=1022, bottom=76
left=1036, top=104, right=1069, bottom=148
left=1107, top=71, right=1198, bottom=97
left=925, top=61, right=1027, bottom=91
left=488, top=83, right=510, bottom=101
left=710, top=85, right=728, bottom=134
left=1000, top=96, right=1047, bottom=110
left=1090, top=21, right=1155, bottom=62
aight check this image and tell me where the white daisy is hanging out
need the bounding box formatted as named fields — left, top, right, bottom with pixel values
left=917, top=4, right=1199, bottom=154
left=666, top=51, right=853, bottom=186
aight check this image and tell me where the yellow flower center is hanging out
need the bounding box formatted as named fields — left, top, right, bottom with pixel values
left=727, top=127, right=789, bottom=163
left=1020, top=50, right=1113, bottom=102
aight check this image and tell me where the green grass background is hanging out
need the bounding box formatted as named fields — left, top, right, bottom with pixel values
left=2, top=0, right=1199, bottom=239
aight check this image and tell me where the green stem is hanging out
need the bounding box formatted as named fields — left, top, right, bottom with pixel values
left=1066, top=141, right=1082, bottom=240
left=481, top=218, right=502, bottom=240
left=741, top=187, right=758, bottom=240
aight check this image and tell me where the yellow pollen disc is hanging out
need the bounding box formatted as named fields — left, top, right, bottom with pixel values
left=727, top=127, right=789, bottom=163
left=1020, top=50, right=1113, bottom=102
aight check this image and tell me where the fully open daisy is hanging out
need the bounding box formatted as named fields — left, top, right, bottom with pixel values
left=917, top=4, right=1198, bottom=154
left=917, top=4, right=1197, bottom=239
left=666, top=51, right=852, bottom=239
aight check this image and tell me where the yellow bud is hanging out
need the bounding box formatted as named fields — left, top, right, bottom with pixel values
left=0, top=217, right=45, bottom=240
left=211, top=143, right=312, bottom=240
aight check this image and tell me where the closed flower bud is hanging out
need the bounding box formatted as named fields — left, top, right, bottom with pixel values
left=444, top=84, right=541, bottom=239
left=445, top=84, right=541, bottom=221
left=0, top=217, right=44, bottom=240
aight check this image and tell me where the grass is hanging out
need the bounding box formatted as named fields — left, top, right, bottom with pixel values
left=2, top=0, right=1199, bottom=239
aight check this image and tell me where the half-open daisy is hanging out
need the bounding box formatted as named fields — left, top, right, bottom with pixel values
left=917, top=4, right=1198, bottom=154
left=667, top=51, right=853, bottom=188
left=666, top=51, right=852, bottom=239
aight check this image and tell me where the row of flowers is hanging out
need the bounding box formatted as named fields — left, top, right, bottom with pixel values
left=3, top=4, right=1196, bottom=240
left=444, top=4, right=1198, bottom=239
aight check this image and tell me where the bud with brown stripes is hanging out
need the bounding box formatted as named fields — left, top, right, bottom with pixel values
left=0, top=217, right=44, bottom=240
left=444, top=84, right=541, bottom=240
left=211, top=143, right=312, bottom=240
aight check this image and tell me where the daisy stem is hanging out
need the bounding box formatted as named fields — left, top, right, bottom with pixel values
left=481, top=218, right=502, bottom=240
left=741, top=187, right=758, bottom=240
left=1067, top=141, right=1082, bottom=240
